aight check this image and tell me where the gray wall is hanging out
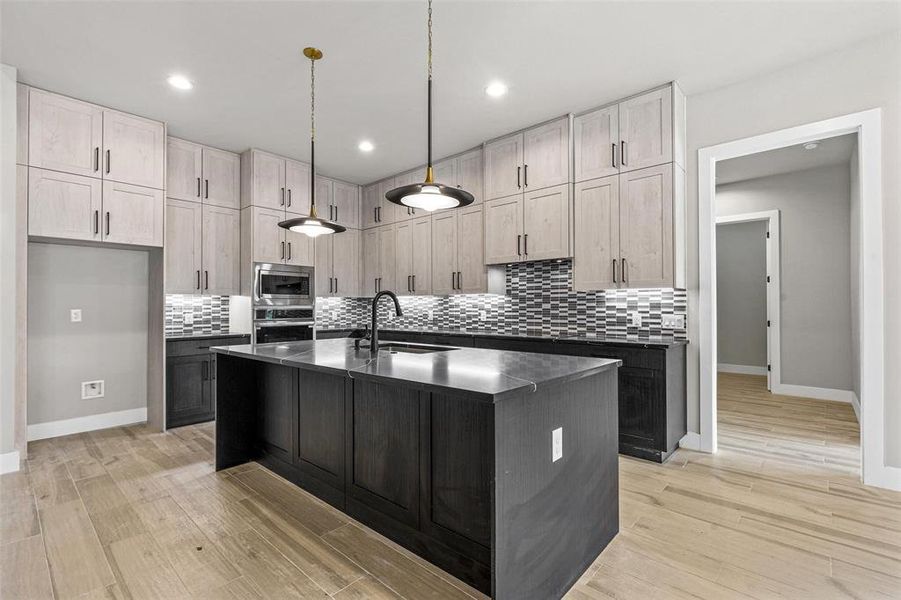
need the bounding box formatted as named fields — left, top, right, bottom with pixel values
left=27, top=243, right=149, bottom=425
left=716, top=164, right=852, bottom=391
left=716, top=220, right=767, bottom=368
left=0, top=64, right=16, bottom=454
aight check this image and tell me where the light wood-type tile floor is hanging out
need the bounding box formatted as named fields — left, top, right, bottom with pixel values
left=2, top=373, right=899, bottom=599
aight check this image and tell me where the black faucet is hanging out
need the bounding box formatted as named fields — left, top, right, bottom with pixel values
left=370, top=290, right=402, bottom=355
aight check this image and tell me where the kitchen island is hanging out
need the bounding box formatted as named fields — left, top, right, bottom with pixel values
left=213, top=338, right=620, bottom=600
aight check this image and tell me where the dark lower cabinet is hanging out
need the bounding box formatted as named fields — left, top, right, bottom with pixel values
left=258, top=363, right=295, bottom=463
left=295, top=370, right=346, bottom=492
left=166, top=355, right=212, bottom=428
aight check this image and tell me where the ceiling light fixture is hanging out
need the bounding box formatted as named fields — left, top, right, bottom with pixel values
left=803, top=141, right=819, bottom=150
left=385, top=0, right=474, bottom=212
left=167, top=74, right=193, bottom=90
left=358, top=140, right=375, bottom=152
left=279, top=48, right=346, bottom=238
left=485, top=81, right=508, bottom=98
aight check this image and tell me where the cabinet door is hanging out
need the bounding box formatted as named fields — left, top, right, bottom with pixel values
left=411, top=217, right=432, bottom=295
left=455, top=149, right=482, bottom=205
left=286, top=229, right=314, bottom=267
left=202, top=147, right=241, bottom=209
left=521, top=184, right=570, bottom=261
left=483, top=133, right=522, bottom=200
left=251, top=207, right=286, bottom=264
left=574, top=106, right=619, bottom=182
left=573, top=176, right=620, bottom=291
left=16, top=83, right=28, bottom=165
left=102, top=110, right=165, bottom=189
left=391, top=170, right=420, bottom=221
left=314, top=235, right=333, bottom=297
left=431, top=211, right=457, bottom=295
left=332, top=228, right=360, bottom=297
left=101, top=180, right=164, bottom=246
left=286, top=160, right=311, bottom=215
left=619, top=88, right=673, bottom=172
left=165, top=198, right=203, bottom=294
left=619, top=164, right=673, bottom=288
left=376, top=178, right=397, bottom=225
left=332, top=181, right=359, bottom=229
left=29, top=89, right=103, bottom=178
left=259, top=363, right=295, bottom=463
left=457, top=205, right=486, bottom=294
left=28, top=168, right=102, bottom=241
left=378, top=224, right=397, bottom=292
left=167, top=138, right=202, bottom=201
left=362, top=227, right=380, bottom=295
left=618, top=367, right=661, bottom=449
left=394, top=221, right=413, bottom=294
left=296, top=370, right=346, bottom=490
left=361, top=184, right=379, bottom=229
left=252, top=151, right=286, bottom=210
left=202, top=205, right=241, bottom=294
left=523, top=117, right=569, bottom=191
left=483, top=195, right=523, bottom=264
left=166, top=355, right=213, bottom=428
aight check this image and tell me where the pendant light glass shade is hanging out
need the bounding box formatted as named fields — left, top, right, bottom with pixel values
left=385, top=0, right=473, bottom=211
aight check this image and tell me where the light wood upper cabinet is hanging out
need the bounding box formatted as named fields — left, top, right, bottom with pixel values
left=574, top=105, right=619, bottom=182
left=521, top=184, right=570, bottom=261
left=101, top=180, right=163, bottom=246
left=378, top=223, right=397, bottom=292
left=573, top=176, right=620, bottom=291
left=202, top=205, right=241, bottom=294
left=456, top=205, right=486, bottom=294
left=430, top=211, right=457, bottom=296
left=484, top=195, right=523, bottom=265
left=249, top=206, right=286, bottom=265
left=361, top=184, right=380, bottom=229
left=411, top=216, right=432, bottom=295
left=315, top=176, right=333, bottom=219
left=362, top=227, right=380, bottom=295
left=619, top=88, right=672, bottom=173
left=166, top=198, right=203, bottom=293
left=28, top=88, right=103, bottom=178
left=392, top=170, right=422, bottom=221
left=455, top=149, right=482, bottom=205
left=286, top=160, right=311, bottom=215
left=167, top=138, right=203, bottom=201
left=332, top=180, right=359, bottom=229
left=246, top=150, right=286, bottom=211
left=483, top=133, right=522, bottom=201
left=314, top=234, right=332, bottom=296
left=332, top=229, right=360, bottom=297
left=394, top=220, right=413, bottom=294
left=28, top=167, right=101, bottom=241
left=376, top=178, right=398, bottom=225
left=203, top=147, right=241, bottom=209
left=17, top=84, right=28, bottom=165
left=523, top=117, right=569, bottom=191
left=285, top=228, right=314, bottom=267
left=102, top=109, right=165, bottom=189
left=619, top=163, right=673, bottom=287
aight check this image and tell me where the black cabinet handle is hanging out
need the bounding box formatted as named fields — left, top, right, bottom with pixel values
left=281, top=187, right=285, bottom=206
left=411, top=275, right=415, bottom=293
left=196, top=270, right=201, bottom=290
left=281, top=241, right=285, bottom=259
left=373, top=207, right=377, bottom=222
left=287, top=242, right=292, bottom=261
left=621, top=257, right=627, bottom=286
left=94, top=147, right=99, bottom=172
left=204, top=270, right=209, bottom=290
left=197, top=177, right=201, bottom=197
left=287, top=188, right=292, bottom=207
left=93, top=210, right=99, bottom=234
left=205, top=179, right=209, bottom=199
left=451, top=271, right=456, bottom=290
left=524, top=164, right=528, bottom=187
left=457, top=271, right=462, bottom=290
left=516, top=234, right=521, bottom=256
left=105, top=150, right=110, bottom=174
left=105, top=212, right=110, bottom=236
left=516, top=166, right=521, bottom=189
left=612, top=143, right=617, bottom=169
left=524, top=234, right=528, bottom=256
left=612, top=259, right=617, bottom=284
left=334, top=278, right=338, bottom=294
left=377, top=277, right=381, bottom=292
left=377, top=206, right=381, bottom=222
left=621, top=141, right=627, bottom=166
left=407, top=275, right=412, bottom=292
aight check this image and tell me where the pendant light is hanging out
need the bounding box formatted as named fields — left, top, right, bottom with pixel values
left=279, top=47, right=346, bottom=237
left=384, top=0, right=474, bottom=211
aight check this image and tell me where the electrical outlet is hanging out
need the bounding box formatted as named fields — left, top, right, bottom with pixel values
left=183, top=312, right=194, bottom=325
left=552, top=427, right=563, bottom=462
left=81, top=380, right=104, bottom=400
left=662, top=314, right=685, bottom=329
left=70, top=309, right=82, bottom=323
left=479, top=310, right=487, bottom=321
left=629, top=311, right=642, bottom=327
left=427, top=310, right=434, bottom=320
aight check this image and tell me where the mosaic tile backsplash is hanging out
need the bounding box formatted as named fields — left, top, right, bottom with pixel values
left=316, top=260, right=687, bottom=341
left=165, top=295, right=230, bottom=336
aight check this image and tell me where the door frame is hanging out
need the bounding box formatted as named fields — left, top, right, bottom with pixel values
left=715, top=210, right=781, bottom=390
left=698, top=109, right=893, bottom=489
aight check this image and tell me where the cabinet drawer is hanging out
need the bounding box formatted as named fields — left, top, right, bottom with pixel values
left=166, top=335, right=250, bottom=357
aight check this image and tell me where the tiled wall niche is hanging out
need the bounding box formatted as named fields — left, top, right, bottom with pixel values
left=165, top=295, right=230, bottom=337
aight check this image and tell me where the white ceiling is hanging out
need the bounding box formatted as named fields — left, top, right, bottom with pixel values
left=2, top=2, right=898, bottom=184
left=716, top=133, right=856, bottom=185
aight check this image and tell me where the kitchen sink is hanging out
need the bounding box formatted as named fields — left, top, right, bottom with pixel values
left=378, top=342, right=458, bottom=354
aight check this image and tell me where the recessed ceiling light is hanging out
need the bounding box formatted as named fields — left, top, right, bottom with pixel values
left=358, top=140, right=374, bottom=153
left=485, top=81, right=508, bottom=98
left=167, top=74, right=193, bottom=90
left=803, top=141, right=819, bottom=150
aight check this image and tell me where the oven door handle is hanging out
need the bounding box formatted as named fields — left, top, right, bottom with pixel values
left=254, top=320, right=315, bottom=327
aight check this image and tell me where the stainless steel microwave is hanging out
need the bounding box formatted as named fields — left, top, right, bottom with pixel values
left=253, top=263, right=314, bottom=307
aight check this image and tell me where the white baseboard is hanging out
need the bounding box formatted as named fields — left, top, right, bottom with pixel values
left=679, top=431, right=702, bottom=451
left=718, top=363, right=768, bottom=376
left=0, top=451, right=20, bottom=474
left=27, top=407, right=147, bottom=442
left=864, top=464, right=901, bottom=491
left=851, top=393, right=861, bottom=422
left=772, top=383, right=854, bottom=403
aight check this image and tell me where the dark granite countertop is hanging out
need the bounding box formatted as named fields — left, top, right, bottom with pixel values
left=166, top=331, right=251, bottom=341
left=316, top=326, right=688, bottom=348
left=212, top=338, right=620, bottom=402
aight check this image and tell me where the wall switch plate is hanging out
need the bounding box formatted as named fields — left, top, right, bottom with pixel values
left=629, top=311, right=642, bottom=327
left=70, top=309, right=82, bottom=323
left=552, top=427, right=563, bottom=462
left=662, top=314, right=685, bottom=329
left=81, top=380, right=104, bottom=400
left=183, top=312, right=194, bottom=325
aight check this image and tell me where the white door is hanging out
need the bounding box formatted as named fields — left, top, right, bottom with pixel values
left=102, top=109, right=165, bottom=189
left=362, top=227, right=380, bottom=295
left=431, top=211, right=457, bottom=295
left=457, top=205, right=486, bottom=294
left=522, top=184, right=570, bottom=261
left=523, top=117, right=569, bottom=191
left=333, top=229, right=360, bottom=297
left=361, top=184, right=380, bottom=229
left=314, top=235, right=333, bottom=296
left=573, top=176, right=620, bottom=291
left=483, top=195, right=523, bottom=264
left=333, top=181, right=359, bottom=228
left=202, top=147, right=241, bottom=209
left=28, top=167, right=102, bottom=241
left=394, top=220, right=413, bottom=294
left=166, top=198, right=203, bottom=294
left=574, top=106, right=619, bottom=182
left=252, top=207, right=286, bottom=264
left=483, top=133, right=522, bottom=200
left=455, top=149, right=483, bottom=205
left=202, top=205, right=241, bottom=294
left=28, top=88, right=103, bottom=178
left=167, top=138, right=202, bottom=201
left=286, top=160, right=311, bottom=215
left=102, top=180, right=164, bottom=246
left=411, top=216, right=432, bottom=295
left=378, top=224, right=397, bottom=292
left=618, top=87, right=673, bottom=173
left=252, top=151, right=286, bottom=210
left=619, top=164, right=673, bottom=287
left=285, top=229, right=314, bottom=267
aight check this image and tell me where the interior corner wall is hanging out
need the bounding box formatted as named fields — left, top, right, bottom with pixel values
left=0, top=64, right=17, bottom=457
left=685, top=32, right=901, bottom=466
